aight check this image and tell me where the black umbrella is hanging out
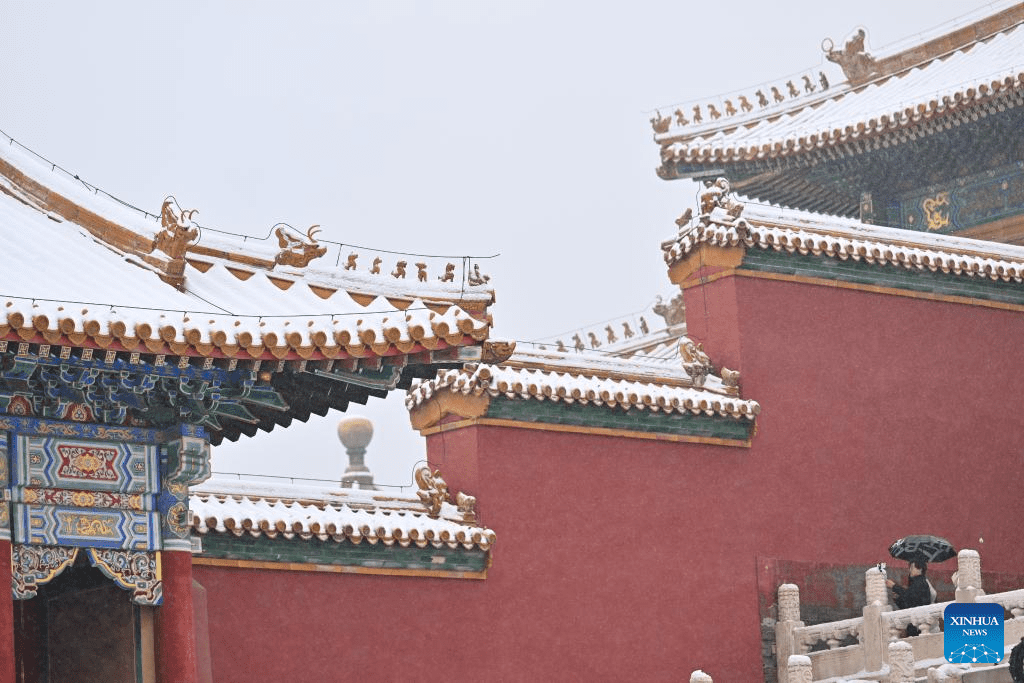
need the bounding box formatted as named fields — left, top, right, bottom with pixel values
left=888, top=534, right=956, bottom=563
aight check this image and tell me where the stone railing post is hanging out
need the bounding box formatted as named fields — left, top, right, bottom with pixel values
left=776, top=584, right=805, bottom=682
left=863, top=565, right=892, bottom=673
left=787, top=654, right=812, bottom=683
left=955, top=549, right=983, bottom=602
left=887, top=641, right=915, bottom=682
left=689, top=670, right=713, bottom=683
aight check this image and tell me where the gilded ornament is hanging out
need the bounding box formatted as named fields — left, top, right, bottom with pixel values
left=680, top=339, right=712, bottom=387
left=649, top=111, right=670, bottom=133
left=922, top=191, right=951, bottom=231
left=415, top=263, right=428, bottom=282
left=86, top=548, right=163, bottom=605
left=698, top=177, right=744, bottom=221
left=823, top=29, right=879, bottom=84
left=391, top=261, right=407, bottom=279
left=467, top=264, right=490, bottom=286
left=166, top=501, right=188, bottom=537
left=456, top=491, right=476, bottom=523
left=344, top=253, right=358, bottom=270
left=274, top=225, right=327, bottom=268
left=154, top=199, right=200, bottom=260
left=481, top=340, right=516, bottom=364
left=415, top=465, right=449, bottom=518
left=653, top=294, right=686, bottom=328
left=61, top=512, right=117, bottom=537
left=12, top=545, right=79, bottom=599
left=438, top=263, right=456, bottom=282
left=71, top=491, right=97, bottom=507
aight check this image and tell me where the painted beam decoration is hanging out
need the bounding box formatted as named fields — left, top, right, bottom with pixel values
left=10, top=434, right=162, bottom=550
left=13, top=436, right=157, bottom=492
left=11, top=544, right=79, bottom=600
left=87, top=547, right=162, bottom=606
left=0, top=341, right=288, bottom=434
left=898, top=162, right=1024, bottom=233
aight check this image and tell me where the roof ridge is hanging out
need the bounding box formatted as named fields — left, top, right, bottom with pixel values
left=651, top=2, right=1024, bottom=145
left=0, top=129, right=499, bottom=291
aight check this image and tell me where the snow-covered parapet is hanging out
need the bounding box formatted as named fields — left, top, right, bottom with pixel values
left=190, top=473, right=493, bottom=551
left=406, top=344, right=760, bottom=422
left=662, top=186, right=1024, bottom=286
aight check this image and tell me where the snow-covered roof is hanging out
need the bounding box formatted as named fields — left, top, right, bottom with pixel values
left=0, top=136, right=494, bottom=361
left=190, top=477, right=494, bottom=551
left=407, top=345, right=759, bottom=422
left=663, top=197, right=1024, bottom=284
left=528, top=294, right=686, bottom=359
left=653, top=4, right=1024, bottom=174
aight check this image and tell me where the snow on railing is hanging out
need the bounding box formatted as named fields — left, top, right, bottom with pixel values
left=774, top=551, right=1024, bottom=682
left=793, top=616, right=864, bottom=653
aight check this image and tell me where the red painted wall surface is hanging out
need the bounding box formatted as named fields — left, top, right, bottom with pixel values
left=196, top=275, right=1024, bottom=682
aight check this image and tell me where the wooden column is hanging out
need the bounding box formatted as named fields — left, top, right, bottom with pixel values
left=156, top=550, right=198, bottom=683
left=0, top=539, right=15, bottom=683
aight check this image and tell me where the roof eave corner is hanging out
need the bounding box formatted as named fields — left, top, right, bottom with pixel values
left=662, top=178, right=750, bottom=287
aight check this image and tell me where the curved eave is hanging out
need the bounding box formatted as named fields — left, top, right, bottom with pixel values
left=657, top=79, right=1024, bottom=181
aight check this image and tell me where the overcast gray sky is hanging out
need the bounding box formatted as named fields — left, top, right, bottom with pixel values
left=0, top=1, right=994, bottom=488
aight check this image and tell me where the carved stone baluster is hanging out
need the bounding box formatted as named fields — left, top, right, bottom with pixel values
left=776, top=584, right=805, bottom=682
left=786, top=655, right=812, bottom=683
left=866, top=565, right=890, bottom=607
left=863, top=566, right=893, bottom=672
left=955, top=549, right=983, bottom=602
left=888, top=641, right=915, bottom=682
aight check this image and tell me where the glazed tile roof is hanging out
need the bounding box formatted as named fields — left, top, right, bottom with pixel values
left=528, top=294, right=686, bottom=359
left=190, top=477, right=494, bottom=551
left=663, top=198, right=1024, bottom=283
left=0, top=136, right=494, bottom=361
left=654, top=4, right=1024, bottom=173
left=407, top=345, right=760, bottom=421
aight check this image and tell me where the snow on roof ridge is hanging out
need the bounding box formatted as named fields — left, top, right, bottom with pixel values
left=406, top=344, right=757, bottom=420
left=191, top=472, right=495, bottom=549
left=662, top=191, right=1024, bottom=283
left=527, top=294, right=685, bottom=358
left=0, top=130, right=497, bottom=302
left=652, top=3, right=1024, bottom=148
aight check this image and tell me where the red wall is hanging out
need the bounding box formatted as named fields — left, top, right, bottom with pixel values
left=196, top=274, right=1024, bottom=682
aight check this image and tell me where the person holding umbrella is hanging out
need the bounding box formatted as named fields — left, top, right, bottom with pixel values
left=886, top=559, right=932, bottom=609
left=885, top=534, right=955, bottom=635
